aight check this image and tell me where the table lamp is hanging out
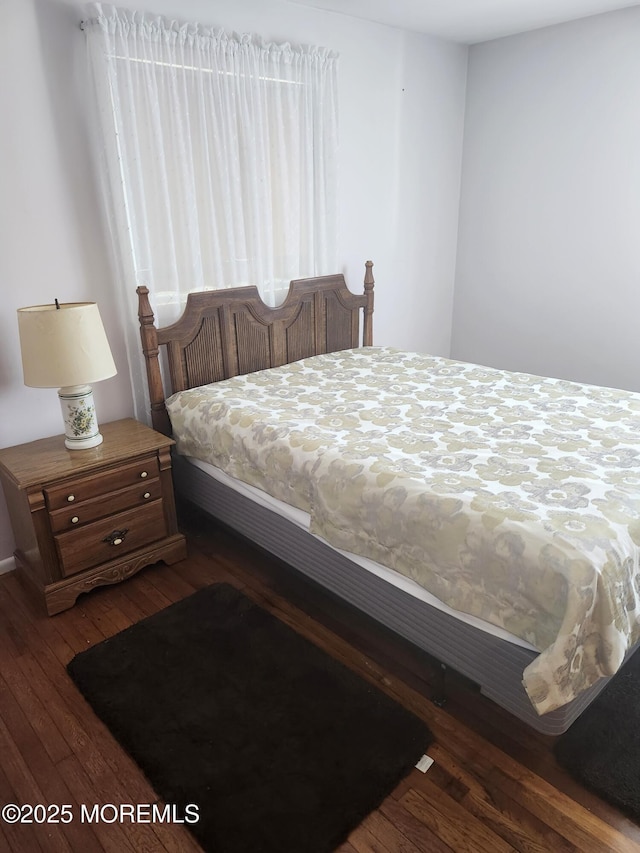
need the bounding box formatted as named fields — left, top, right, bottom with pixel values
left=17, top=301, right=117, bottom=450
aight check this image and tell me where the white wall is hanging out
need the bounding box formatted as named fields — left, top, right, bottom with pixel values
left=0, top=0, right=467, bottom=560
left=391, top=30, right=468, bottom=354
left=452, top=6, right=640, bottom=392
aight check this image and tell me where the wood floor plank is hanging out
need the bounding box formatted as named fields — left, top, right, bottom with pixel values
left=58, top=751, right=203, bottom=853
left=118, top=574, right=173, bottom=619
left=144, top=560, right=198, bottom=601
left=0, top=575, right=73, bottom=665
left=3, top=572, right=89, bottom=663
left=0, top=660, right=71, bottom=766
left=56, top=754, right=138, bottom=853
left=107, top=584, right=157, bottom=624
left=378, top=796, right=455, bottom=853
left=0, top=713, right=74, bottom=853
left=0, top=763, right=46, bottom=853
left=165, top=548, right=237, bottom=590
left=0, top=823, right=13, bottom=853
left=350, top=809, right=426, bottom=852
left=76, top=591, right=133, bottom=638
left=399, top=782, right=516, bottom=853
left=0, top=608, right=26, bottom=659
left=128, top=569, right=176, bottom=611
left=428, top=712, right=640, bottom=851
left=53, top=602, right=108, bottom=649
left=425, top=742, right=578, bottom=852
left=347, top=818, right=394, bottom=852
left=489, top=763, right=640, bottom=853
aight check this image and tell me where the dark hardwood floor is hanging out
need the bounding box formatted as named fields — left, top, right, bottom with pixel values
left=1, top=502, right=639, bottom=852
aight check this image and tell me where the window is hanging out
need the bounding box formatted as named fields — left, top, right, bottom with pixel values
left=84, top=2, right=339, bottom=319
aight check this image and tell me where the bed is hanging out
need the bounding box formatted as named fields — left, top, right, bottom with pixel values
left=136, top=263, right=640, bottom=735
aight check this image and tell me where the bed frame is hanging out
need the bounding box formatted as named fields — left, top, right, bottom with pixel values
left=136, top=263, right=622, bottom=735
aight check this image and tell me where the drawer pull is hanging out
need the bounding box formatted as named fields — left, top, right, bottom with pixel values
left=140, top=471, right=148, bottom=479
left=71, top=516, right=79, bottom=524
left=67, top=495, right=75, bottom=503
left=103, top=528, right=129, bottom=546
left=143, top=492, right=151, bottom=499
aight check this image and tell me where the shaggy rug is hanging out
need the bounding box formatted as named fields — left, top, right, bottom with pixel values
left=67, top=583, right=433, bottom=852
left=554, top=648, right=640, bottom=822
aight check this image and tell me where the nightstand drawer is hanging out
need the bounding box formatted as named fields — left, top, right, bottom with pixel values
left=49, top=478, right=162, bottom=534
left=55, top=499, right=167, bottom=577
left=45, top=456, right=160, bottom=511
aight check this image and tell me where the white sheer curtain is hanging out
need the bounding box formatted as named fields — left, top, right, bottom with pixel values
left=82, top=2, right=339, bottom=417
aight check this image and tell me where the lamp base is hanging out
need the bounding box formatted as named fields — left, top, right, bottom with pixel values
left=58, top=385, right=104, bottom=451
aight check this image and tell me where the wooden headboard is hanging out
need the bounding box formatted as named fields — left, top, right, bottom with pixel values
left=137, top=262, right=375, bottom=435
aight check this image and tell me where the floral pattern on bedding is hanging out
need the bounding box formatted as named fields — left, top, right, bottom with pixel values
left=166, top=347, right=640, bottom=715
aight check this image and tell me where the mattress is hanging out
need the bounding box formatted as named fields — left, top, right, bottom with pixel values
left=167, top=347, right=640, bottom=715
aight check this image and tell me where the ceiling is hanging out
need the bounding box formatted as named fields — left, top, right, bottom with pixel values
left=285, top=0, right=640, bottom=44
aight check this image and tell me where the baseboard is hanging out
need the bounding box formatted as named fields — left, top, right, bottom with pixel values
left=0, top=556, right=16, bottom=576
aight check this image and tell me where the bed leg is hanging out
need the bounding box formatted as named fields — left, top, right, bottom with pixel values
left=431, top=662, right=448, bottom=708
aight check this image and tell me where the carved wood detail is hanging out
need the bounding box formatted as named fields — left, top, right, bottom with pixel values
left=184, top=314, right=225, bottom=388
left=137, top=263, right=375, bottom=435
left=234, top=309, right=271, bottom=375
left=286, top=300, right=315, bottom=362
left=45, top=536, right=187, bottom=615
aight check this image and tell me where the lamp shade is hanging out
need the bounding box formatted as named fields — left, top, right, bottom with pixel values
left=17, top=302, right=117, bottom=389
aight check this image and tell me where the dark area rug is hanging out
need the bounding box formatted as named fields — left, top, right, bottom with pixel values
left=67, top=583, right=432, bottom=852
left=554, top=648, right=640, bottom=822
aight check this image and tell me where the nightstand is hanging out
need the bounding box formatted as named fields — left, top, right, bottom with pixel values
left=0, top=418, right=187, bottom=615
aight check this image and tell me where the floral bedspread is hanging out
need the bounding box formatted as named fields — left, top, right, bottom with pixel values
left=166, top=347, right=640, bottom=714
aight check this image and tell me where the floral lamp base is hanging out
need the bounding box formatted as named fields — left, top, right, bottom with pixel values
left=58, top=385, right=104, bottom=450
